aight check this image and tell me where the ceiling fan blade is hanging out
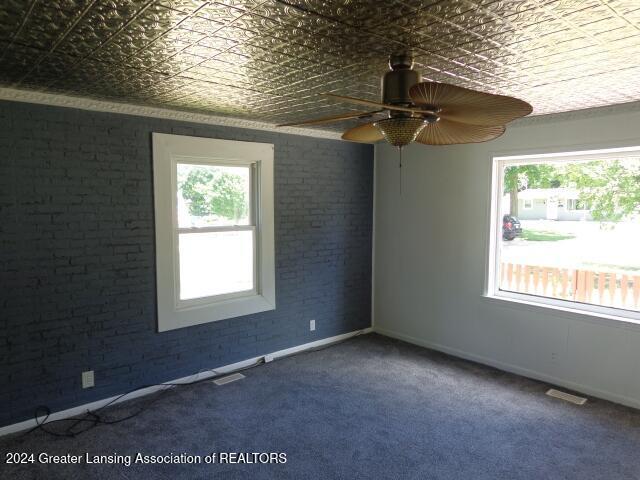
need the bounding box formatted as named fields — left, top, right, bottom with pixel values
left=276, top=110, right=382, bottom=127
left=410, top=82, right=532, bottom=126
left=342, top=122, right=384, bottom=143
left=416, top=119, right=506, bottom=145
left=324, top=93, right=435, bottom=115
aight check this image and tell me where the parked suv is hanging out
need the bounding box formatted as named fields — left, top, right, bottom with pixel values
left=502, top=215, right=522, bottom=241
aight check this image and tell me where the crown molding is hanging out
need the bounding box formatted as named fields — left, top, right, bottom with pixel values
left=3, top=86, right=640, bottom=141
left=511, top=99, right=640, bottom=128
left=0, top=87, right=343, bottom=141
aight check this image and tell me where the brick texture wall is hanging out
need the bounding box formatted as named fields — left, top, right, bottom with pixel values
left=0, top=100, right=373, bottom=427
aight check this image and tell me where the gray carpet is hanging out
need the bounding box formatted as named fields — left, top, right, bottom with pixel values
left=1, top=333, right=639, bottom=479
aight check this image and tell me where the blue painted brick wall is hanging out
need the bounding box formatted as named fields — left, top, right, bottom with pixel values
left=0, top=100, right=373, bottom=427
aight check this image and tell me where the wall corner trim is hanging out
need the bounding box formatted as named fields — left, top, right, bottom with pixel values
left=0, top=327, right=373, bottom=437
left=0, top=87, right=343, bottom=141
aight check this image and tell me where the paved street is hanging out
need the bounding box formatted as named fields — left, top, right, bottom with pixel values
left=501, top=219, right=640, bottom=273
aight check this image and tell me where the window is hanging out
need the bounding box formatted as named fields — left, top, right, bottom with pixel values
left=488, top=146, right=640, bottom=322
left=566, top=198, right=589, bottom=211
left=153, top=133, right=275, bottom=332
left=523, top=199, right=533, bottom=209
left=176, top=163, right=254, bottom=302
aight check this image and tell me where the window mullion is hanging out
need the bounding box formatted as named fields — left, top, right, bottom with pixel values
left=177, top=225, right=255, bottom=234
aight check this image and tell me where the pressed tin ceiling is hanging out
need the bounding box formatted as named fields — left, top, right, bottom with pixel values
left=2, top=0, right=640, bottom=132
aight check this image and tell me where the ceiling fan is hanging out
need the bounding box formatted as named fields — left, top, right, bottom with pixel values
left=277, top=54, right=532, bottom=148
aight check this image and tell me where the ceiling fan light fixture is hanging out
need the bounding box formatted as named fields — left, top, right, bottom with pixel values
left=374, top=117, right=426, bottom=147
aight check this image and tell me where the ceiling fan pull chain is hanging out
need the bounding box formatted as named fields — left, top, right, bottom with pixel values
left=399, top=146, right=403, bottom=196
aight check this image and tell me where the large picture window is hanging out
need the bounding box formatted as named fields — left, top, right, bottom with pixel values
left=153, top=133, right=275, bottom=332
left=488, top=146, right=640, bottom=322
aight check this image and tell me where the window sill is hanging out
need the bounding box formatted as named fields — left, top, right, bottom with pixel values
left=158, top=293, right=275, bottom=333
left=482, top=293, right=640, bottom=331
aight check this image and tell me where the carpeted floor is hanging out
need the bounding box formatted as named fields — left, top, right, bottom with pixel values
left=1, top=333, right=639, bottom=479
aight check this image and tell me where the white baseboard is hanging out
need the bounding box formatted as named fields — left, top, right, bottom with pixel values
left=0, top=327, right=372, bottom=437
left=373, top=326, right=640, bottom=410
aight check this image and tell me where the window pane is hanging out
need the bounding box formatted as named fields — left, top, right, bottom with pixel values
left=177, top=163, right=251, bottom=228
left=178, top=230, right=254, bottom=301
left=499, top=157, right=640, bottom=312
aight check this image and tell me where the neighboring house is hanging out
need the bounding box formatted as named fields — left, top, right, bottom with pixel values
left=503, top=188, right=593, bottom=221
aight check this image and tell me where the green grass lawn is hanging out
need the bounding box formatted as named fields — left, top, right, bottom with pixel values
left=521, top=230, right=575, bottom=241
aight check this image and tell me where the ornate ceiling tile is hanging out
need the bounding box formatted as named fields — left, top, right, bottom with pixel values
left=2, top=0, right=640, bottom=130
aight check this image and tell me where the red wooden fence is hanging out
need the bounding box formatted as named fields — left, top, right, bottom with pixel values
left=500, top=262, right=640, bottom=310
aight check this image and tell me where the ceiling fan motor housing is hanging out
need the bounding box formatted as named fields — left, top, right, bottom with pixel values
left=382, top=54, right=421, bottom=107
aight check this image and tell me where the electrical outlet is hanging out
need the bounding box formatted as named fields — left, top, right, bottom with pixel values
left=82, top=370, right=94, bottom=389
left=310, top=319, right=316, bottom=331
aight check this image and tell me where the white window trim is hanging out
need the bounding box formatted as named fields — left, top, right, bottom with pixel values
left=153, top=133, right=275, bottom=332
left=523, top=199, right=533, bottom=209
left=486, top=145, right=640, bottom=324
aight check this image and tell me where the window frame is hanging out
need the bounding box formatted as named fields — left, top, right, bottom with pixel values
left=153, top=133, right=275, bottom=332
left=486, top=145, right=640, bottom=324
left=173, top=159, right=257, bottom=308
left=523, top=198, right=533, bottom=209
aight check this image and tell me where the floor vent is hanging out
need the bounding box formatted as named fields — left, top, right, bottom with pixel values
left=546, top=388, right=587, bottom=405
left=213, top=373, right=245, bottom=386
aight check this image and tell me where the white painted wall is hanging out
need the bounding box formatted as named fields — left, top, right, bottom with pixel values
left=373, top=105, right=640, bottom=409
